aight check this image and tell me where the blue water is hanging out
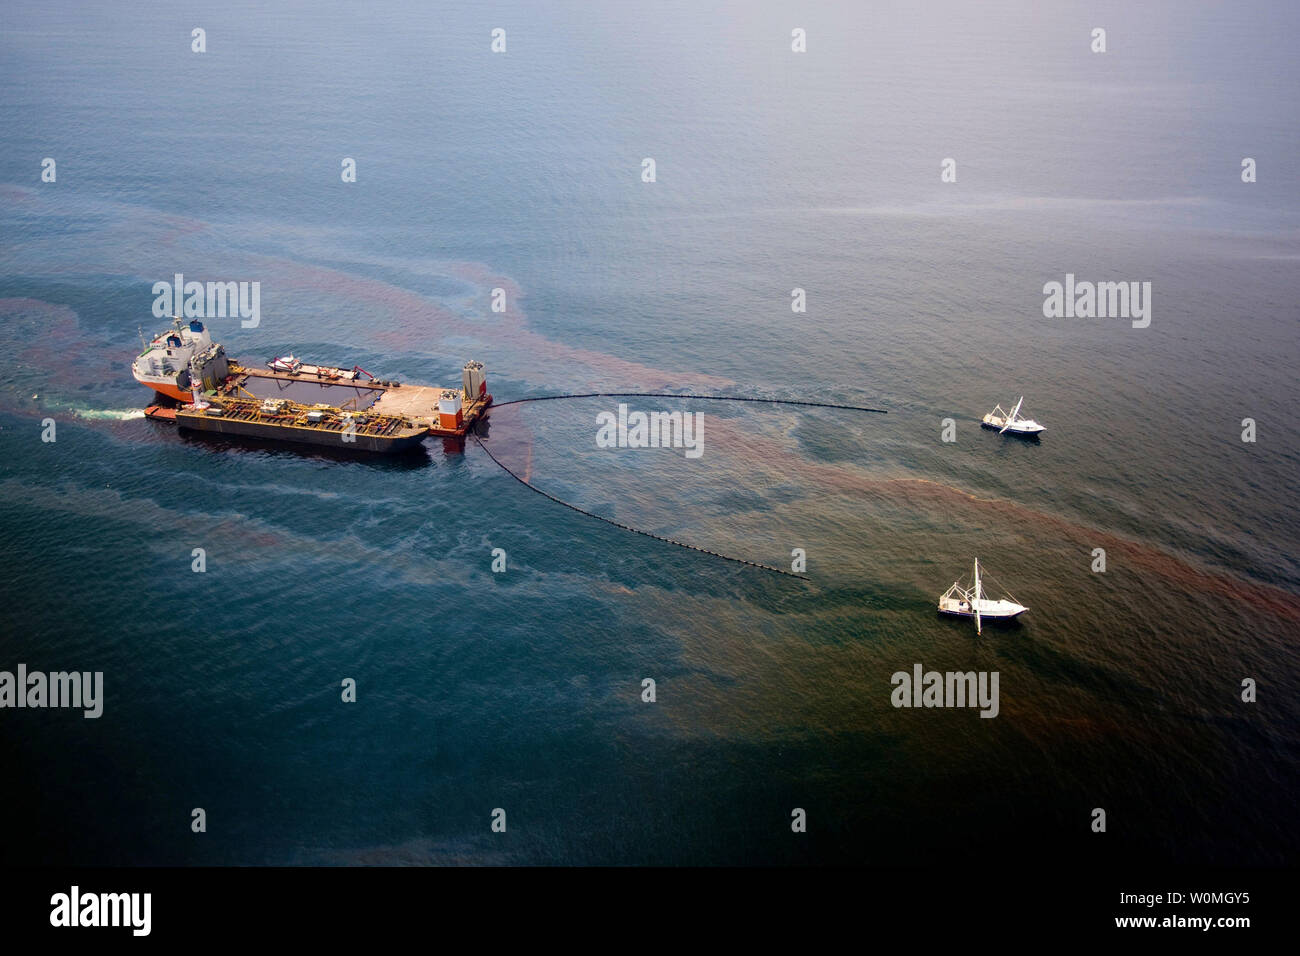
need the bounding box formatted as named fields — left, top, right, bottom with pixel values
left=1, top=0, right=1297, bottom=865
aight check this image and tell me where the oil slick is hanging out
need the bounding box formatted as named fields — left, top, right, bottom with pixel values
left=595, top=403, right=704, bottom=458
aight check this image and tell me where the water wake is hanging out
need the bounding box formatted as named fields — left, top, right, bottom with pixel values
left=74, top=408, right=146, bottom=421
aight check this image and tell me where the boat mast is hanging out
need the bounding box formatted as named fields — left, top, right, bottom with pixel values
left=973, top=558, right=982, bottom=634
left=999, top=397, right=1024, bottom=434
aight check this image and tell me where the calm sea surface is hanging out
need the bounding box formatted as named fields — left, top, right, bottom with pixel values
left=0, top=0, right=1296, bottom=864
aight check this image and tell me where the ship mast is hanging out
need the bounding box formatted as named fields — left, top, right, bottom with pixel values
left=999, top=397, right=1024, bottom=434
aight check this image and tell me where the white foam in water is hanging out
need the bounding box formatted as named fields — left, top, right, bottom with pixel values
left=75, top=408, right=146, bottom=421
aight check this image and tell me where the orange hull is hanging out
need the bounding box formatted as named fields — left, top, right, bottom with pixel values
left=136, top=377, right=191, bottom=403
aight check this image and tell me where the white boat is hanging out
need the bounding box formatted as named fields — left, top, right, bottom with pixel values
left=267, top=354, right=303, bottom=374
left=267, top=355, right=363, bottom=381
left=981, top=396, right=1044, bottom=436
left=937, top=558, right=1028, bottom=634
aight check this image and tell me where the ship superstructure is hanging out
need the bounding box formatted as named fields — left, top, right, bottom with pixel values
left=132, top=316, right=230, bottom=403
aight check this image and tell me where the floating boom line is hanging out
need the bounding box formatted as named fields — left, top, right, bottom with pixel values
left=469, top=390, right=889, bottom=579
left=469, top=429, right=805, bottom=579
left=490, top=392, right=889, bottom=414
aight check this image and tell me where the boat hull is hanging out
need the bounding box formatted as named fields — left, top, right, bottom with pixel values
left=174, top=409, right=427, bottom=453
left=937, top=598, right=1028, bottom=621
left=980, top=419, right=1044, bottom=436
left=135, top=375, right=191, bottom=403
left=137, top=349, right=492, bottom=454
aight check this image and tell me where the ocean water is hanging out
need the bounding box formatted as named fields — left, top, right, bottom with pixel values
left=0, top=0, right=1297, bottom=865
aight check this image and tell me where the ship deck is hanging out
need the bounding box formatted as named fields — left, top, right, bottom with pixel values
left=370, top=384, right=491, bottom=436
left=146, top=362, right=491, bottom=440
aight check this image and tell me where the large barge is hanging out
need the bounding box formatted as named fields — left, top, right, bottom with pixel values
left=134, top=317, right=491, bottom=453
